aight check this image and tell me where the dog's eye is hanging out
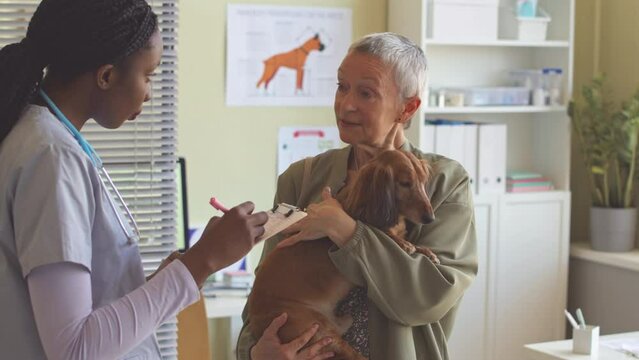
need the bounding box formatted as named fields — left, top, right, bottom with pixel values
left=399, top=181, right=412, bottom=188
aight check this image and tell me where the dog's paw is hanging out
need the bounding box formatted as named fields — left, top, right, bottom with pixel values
left=401, top=243, right=416, bottom=254
left=416, top=247, right=440, bottom=265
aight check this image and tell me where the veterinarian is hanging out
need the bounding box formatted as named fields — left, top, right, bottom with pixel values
left=237, top=32, right=478, bottom=360
left=0, top=1, right=269, bottom=358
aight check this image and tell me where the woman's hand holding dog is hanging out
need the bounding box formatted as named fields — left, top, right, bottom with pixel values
left=276, top=123, right=406, bottom=250
left=277, top=187, right=357, bottom=248
left=250, top=313, right=335, bottom=360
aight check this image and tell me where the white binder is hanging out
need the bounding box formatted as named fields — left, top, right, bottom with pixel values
left=435, top=123, right=466, bottom=164
left=477, top=124, right=507, bottom=194
left=462, top=124, right=478, bottom=194
left=420, top=122, right=436, bottom=154
left=435, top=124, right=478, bottom=194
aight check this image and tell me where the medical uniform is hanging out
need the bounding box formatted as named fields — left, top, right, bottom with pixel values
left=0, top=104, right=183, bottom=359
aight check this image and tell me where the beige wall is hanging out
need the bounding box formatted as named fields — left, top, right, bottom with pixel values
left=177, top=0, right=387, bottom=266
left=598, top=0, right=639, bottom=103
left=571, top=0, right=639, bottom=244
left=177, top=2, right=387, bottom=357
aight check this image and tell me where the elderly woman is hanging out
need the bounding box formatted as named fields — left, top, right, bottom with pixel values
left=237, top=32, right=477, bottom=360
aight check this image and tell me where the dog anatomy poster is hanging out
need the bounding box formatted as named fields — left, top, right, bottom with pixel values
left=226, top=4, right=352, bottom=106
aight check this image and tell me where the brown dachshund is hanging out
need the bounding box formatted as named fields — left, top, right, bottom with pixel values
left=248, top=149, right=439, bottom=360
left=256, top=34, right=325, bottom=91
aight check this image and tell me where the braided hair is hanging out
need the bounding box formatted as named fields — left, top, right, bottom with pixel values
left=0, top=0, right=158, bottom=143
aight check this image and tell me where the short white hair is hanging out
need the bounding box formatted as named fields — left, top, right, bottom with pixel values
left=349, top=32, right=428, bottom=100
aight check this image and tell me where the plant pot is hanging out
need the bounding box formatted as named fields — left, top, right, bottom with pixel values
left=590, top=207, right=637, bottom=252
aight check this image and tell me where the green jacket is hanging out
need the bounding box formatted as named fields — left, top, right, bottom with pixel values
left=237, top=143, right=477, bottom=360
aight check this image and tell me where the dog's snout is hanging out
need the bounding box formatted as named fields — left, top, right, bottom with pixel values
left=422, top=213, right=435, bottom=224
left=319, top=43, right=325, bottom=51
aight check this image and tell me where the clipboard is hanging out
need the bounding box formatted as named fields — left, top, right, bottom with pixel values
left=260, top=203, right=307, bottom=242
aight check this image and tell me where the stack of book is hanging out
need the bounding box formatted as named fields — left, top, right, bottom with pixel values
left=507, top=171, right=554, bottom=193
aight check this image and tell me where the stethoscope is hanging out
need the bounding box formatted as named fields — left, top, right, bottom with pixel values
left=39, top=89, right=141, bottom=244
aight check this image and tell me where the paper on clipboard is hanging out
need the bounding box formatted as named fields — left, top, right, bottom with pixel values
left=260, top=203, right=307, bottom=242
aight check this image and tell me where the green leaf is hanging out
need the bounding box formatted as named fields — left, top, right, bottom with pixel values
left=571, top=76, right=639, bottom=208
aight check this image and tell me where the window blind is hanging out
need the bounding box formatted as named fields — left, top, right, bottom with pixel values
left=0, top=1, right=181, bottom=359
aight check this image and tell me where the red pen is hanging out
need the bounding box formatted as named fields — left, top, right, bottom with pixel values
left=209, top=197, right=229, bottom=213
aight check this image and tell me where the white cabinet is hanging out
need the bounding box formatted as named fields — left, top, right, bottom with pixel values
left=448, top=195, right=496, bottom=360
left=493, top=192, right=571, bottom=359
left=448, top=193, right=570, bottom=360
left=389, top=0, right=574, bottom=358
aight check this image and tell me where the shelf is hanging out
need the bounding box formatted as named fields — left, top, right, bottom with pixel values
left=473, top=191, right=570, bottom=205
left=424, top=39, right=571, bottom=48
left=570, top=242, right=639, bottom=272
left=424, top=105, right=567, bottom=114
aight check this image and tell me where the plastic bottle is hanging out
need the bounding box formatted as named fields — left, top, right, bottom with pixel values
left=438, top=90, right=446, bottom=108
left=429, top=89, right=438, bottom=107
left=517, top=0, right=538, bottom=17
left=543, top=68, right=563, bottom=106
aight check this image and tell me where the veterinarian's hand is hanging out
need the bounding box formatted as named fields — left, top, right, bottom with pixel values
left=180, top=202, right=268, bottom=287
left=277, top=187, right=357, bottom=248
left=250, top=313, right=335, bottom=360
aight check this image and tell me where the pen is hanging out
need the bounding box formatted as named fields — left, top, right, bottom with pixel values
left=576, top=308, right=586, bottom=328
left=564, top=309, right=579, bottom=330
left=209, top=197, right=229, bottom=213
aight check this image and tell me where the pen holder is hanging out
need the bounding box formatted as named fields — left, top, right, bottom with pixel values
left=572, top=325, right=599, bottom=355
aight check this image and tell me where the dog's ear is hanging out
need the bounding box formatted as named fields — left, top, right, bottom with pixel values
left=314, top=33, right=319, bottom=39
left=406, top=152, right=432, bottom=184
left=343, top=164, right=398, bottom=229
left=404, top=152, right=435, bottom=222
left=420, top=158, right=432, bottom=183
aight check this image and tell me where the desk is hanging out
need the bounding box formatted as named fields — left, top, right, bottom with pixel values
left=204, top=296, right=247, bottom=359
left=204, top=296, right=247, bottom=319
left=525, top=331, right=639, bottom=360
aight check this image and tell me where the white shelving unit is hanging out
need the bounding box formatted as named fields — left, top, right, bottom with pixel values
left=424, top=39, right=571, bottom=48
left=424, top=105, right=567, bottom=114
left=389, top=1, right=574, bottom=359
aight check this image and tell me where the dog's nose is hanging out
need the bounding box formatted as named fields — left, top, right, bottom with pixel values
left=319, top=43, right=325, bottom=51
left=422, top=214, right=435, bottom=224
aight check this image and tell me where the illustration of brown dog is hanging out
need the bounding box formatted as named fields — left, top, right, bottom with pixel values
left=256, top=34, right=325, bottom=91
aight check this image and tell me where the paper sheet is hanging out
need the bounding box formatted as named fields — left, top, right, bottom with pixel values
left=277, top=126, right=342, bottom=175
left=260, top=204, right=307, bottom=242
left=602, top=337, right=639, bottom=357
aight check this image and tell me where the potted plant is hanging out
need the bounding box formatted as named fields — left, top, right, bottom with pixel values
left=569, top=76, right=639, bottom=252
